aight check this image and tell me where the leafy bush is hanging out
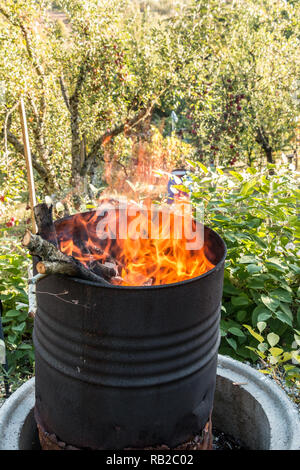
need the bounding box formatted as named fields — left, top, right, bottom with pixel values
left=0, top=230, right=33, bottom=389
left=186, top=162, right=299, bottom=377
left=244, top=323, right=300, bottom=387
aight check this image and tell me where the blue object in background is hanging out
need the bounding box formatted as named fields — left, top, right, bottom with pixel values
left=167, top=168, right=191, bottom=204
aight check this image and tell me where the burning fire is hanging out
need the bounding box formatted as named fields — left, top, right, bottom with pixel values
left=57, top=199, right=215, bottom=286
left=56, top=129, right=216, bottom=286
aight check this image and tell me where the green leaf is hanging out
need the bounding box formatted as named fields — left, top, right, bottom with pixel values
left=0, top=294, right=13, bottom=301
left=243, top=324, right=264, bottom=343
left=274, top=310, right=293, bottom=327
left=269, top=347, right=283, bottom=357
left=4, top=309, right=22, bottom=318
left=281, top=353, right=292, bottom=362
left=246, top=346, right=265, bottom=359
left=231, top=296, right=250, bottom=306
left=246, top=264, right=263, bottom=274
left=270, top=289, right=292, bottom=303
left=257, top=321, right=266, bottom=333
left=226, top=337, right=237, bottom=351
left=266, top=259, right=286, bottom=272
left=291, top=351, right=300, bottom=363
left=12, top=322, right=26, bottom=333
left=250, top=234, right=267, bottom=249
left=294, top=334, right=300, bottom=347
left=267, top=333, right=280, bottom=347
left=252, top=304, right=272, bottom=325
left=236, top=310, right=247, bottom=321
left=198, top=162, right=208, bottom=174
left=247, top=278, right=265, bottom=289
left=260, top=295, right=280, bottom=312
left=18, top=343, right=33, bottom=350
left=257, top=311, right=272, bottom=322
left=228, top=327, right=246, bottom=338
left=289, top=264, right=300, bottom=274
left=279, top=302, right=293, bottom=320
left=223, top=282, right=241, bottom=295
left=238, top=255, right=258, bottom=264
left=229, top=171, right=243, bottom=181
left=258, top=342, right=268, bottom=353
left=16, top=302, right=29, bottom=310
left=240, top=178, right=257, bottom=196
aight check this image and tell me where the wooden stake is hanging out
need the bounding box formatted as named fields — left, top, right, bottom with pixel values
left=19, top=98, right=37, bottom=234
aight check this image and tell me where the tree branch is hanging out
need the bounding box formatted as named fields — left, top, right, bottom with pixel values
left=0, top=7, right=44, bottom=79
left=80, top=105, right=155, bottom=177
left=3, top=102, right=19, bottom=156
left=70, top=56, right=90, bottom=104
left=67, top=57, right=90, bottom=183
left=2, top=129, right=50, bottom=182
left=256, top=126, right=271, bottom=151
left=59, top=75, right=70, bottom=112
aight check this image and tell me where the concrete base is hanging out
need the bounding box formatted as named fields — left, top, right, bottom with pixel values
left=0, top=355, right=299, bottom=450
left=214, top=356, right=300, bottom=450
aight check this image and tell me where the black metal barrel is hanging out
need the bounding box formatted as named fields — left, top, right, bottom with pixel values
left=33, top=223, right=226, bottom=449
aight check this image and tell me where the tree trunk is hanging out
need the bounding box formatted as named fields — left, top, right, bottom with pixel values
left=255, top=128, right=274, bottom=166
left=265, top=147, right=273, bottom=164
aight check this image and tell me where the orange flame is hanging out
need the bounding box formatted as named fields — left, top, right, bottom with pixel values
left=57, top=200, right=215, bottom=286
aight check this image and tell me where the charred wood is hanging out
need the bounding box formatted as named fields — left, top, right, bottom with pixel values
left=34, top=203, right=58, bottom=246
left=22, top=231, right=111, bottom=285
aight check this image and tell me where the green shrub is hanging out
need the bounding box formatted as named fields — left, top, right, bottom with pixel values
left=243, top=323, right=300, bottom=388
left=0, top=230, right=33, bottom=388
left=186, top=162, right=299, bottom=375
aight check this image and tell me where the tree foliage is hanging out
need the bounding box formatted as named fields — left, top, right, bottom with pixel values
left=0, top=0, right=193, bottom=194
left=0, top=0, right=299, bottom=195
left=180, top=0, right=300, bottom=165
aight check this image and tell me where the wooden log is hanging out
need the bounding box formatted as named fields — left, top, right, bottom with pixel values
left=36, top=261, right=78, bottom=277
left=34, top=203, right=58, bottom=246
left=142, top=278, right=153, bottom=286
left=22, top=230, right=68, bottom=263
left=37, top=260, right=116, bottom=281
left=22, top=230, right=111, bottom=285
left=88, top=244, right=125, bottom=274
left=88, top=260, right=117, bottom=279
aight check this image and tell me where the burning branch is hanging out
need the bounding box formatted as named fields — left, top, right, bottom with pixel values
left=22, top=230, right=112, bottom=285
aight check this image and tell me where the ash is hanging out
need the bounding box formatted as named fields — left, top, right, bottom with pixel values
left=212, top=428, right=247, bottom=450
